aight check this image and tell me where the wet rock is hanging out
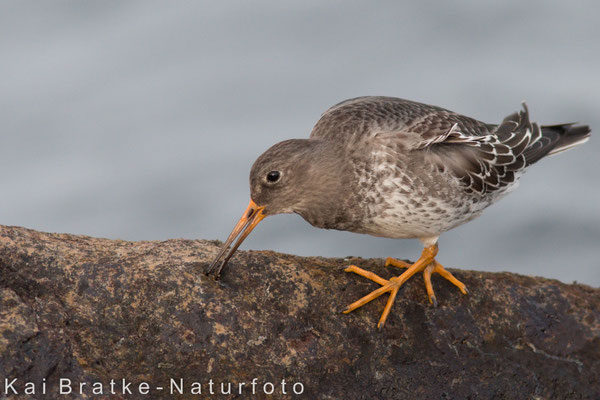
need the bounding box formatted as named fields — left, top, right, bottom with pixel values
left=0, top=225, right=598, bottom=399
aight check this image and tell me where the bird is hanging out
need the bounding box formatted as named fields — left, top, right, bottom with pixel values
left=206, top=96, right=590, bottom=328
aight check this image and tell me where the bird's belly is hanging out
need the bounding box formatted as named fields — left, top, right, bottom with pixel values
left=336, top=157, right=511, bottom=239
left=356, top=190, right=490, bottom=239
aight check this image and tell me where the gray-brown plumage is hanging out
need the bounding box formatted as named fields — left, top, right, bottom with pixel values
left=208, top=96, right=590, bottom=328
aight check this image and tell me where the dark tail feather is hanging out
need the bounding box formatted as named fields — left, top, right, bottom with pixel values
left=543, top=124, right=591, bottom=155
left=523, top=123, right=591, bottom=166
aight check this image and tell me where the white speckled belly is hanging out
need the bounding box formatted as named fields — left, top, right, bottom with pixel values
left=353, top=157, right=514, bottom=240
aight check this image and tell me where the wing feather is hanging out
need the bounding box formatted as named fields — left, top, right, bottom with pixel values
left=423, top=103, right=537, bottom=194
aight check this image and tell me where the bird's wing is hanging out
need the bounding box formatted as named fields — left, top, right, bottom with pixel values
left=422, top=104, right=542, bottom=194
left=310, top=96, right=541, bottom=195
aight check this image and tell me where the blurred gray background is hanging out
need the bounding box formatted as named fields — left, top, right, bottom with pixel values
left=1, top=1, right=598, bottom=286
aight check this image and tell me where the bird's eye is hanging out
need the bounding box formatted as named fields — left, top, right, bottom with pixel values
left=266, top=170, right=281, bottom=183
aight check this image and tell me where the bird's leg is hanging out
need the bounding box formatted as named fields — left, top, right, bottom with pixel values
left=343, top=244, right=468, bottom=328
left=343, top=245, right=438, bottom=328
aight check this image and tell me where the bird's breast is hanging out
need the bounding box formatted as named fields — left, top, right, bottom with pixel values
left=343, top=155, right=495, bottom=238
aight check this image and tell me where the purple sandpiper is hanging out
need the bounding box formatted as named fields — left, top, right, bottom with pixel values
left=207, top=96, right=590, bottom=328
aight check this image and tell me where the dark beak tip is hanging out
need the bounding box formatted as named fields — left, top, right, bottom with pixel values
left=210, top=272, right=222, bottom=281
left=204, top=262, right=222, bottom=279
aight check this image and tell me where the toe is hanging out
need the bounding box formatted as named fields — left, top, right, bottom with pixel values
left=344, top=265, right=389, bottom=286
left=343, top=284, right=391, bottom=313
left=385, top=257, right=411, bottom=269
left=377, top=287, right=399, bottom=329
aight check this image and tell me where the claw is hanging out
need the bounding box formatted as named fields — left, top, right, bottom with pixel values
left=430, top=296, right=438, bottom=307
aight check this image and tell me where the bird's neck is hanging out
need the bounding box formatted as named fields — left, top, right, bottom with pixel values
left=294, top=141, right=358, bottom=230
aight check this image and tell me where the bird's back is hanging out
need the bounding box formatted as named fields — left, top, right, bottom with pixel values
left=308, top=96, right=590, bottom=239
left=310, top=96, right=494, bottom=145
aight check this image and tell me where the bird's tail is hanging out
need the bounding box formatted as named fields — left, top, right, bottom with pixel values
left=540, top=123, right=591, bottom=156
left=500, top=104, right=592, bottom=166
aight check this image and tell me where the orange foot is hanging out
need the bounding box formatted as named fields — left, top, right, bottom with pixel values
left=343, top=244, right=468, bottom=329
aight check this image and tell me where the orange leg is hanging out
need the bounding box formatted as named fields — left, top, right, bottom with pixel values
left=343, top=245, right=468, bottom=328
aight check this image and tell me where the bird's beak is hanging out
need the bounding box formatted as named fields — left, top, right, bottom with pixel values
left=206, top=199, right=266, bottom=278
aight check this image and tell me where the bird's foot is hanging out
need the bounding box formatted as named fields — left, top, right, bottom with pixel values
left=343, top=245, right=468, bottom=328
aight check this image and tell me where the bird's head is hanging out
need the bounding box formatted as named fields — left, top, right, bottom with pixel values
left=206, top=139, right=337, bottom=278
left=249, top=139, right=320, bottom=216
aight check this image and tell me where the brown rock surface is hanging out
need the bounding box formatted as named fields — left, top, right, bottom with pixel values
left=0, top=224, right=599, bottom=399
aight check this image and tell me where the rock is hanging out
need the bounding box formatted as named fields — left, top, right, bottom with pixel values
left=0, top=224, right=598, bottom=399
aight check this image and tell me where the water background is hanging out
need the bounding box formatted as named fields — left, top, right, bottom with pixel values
left=1, top=1, right=598, bottom=286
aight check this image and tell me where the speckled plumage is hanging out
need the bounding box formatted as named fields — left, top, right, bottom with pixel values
left=251, top=96, right=590, bottom=245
